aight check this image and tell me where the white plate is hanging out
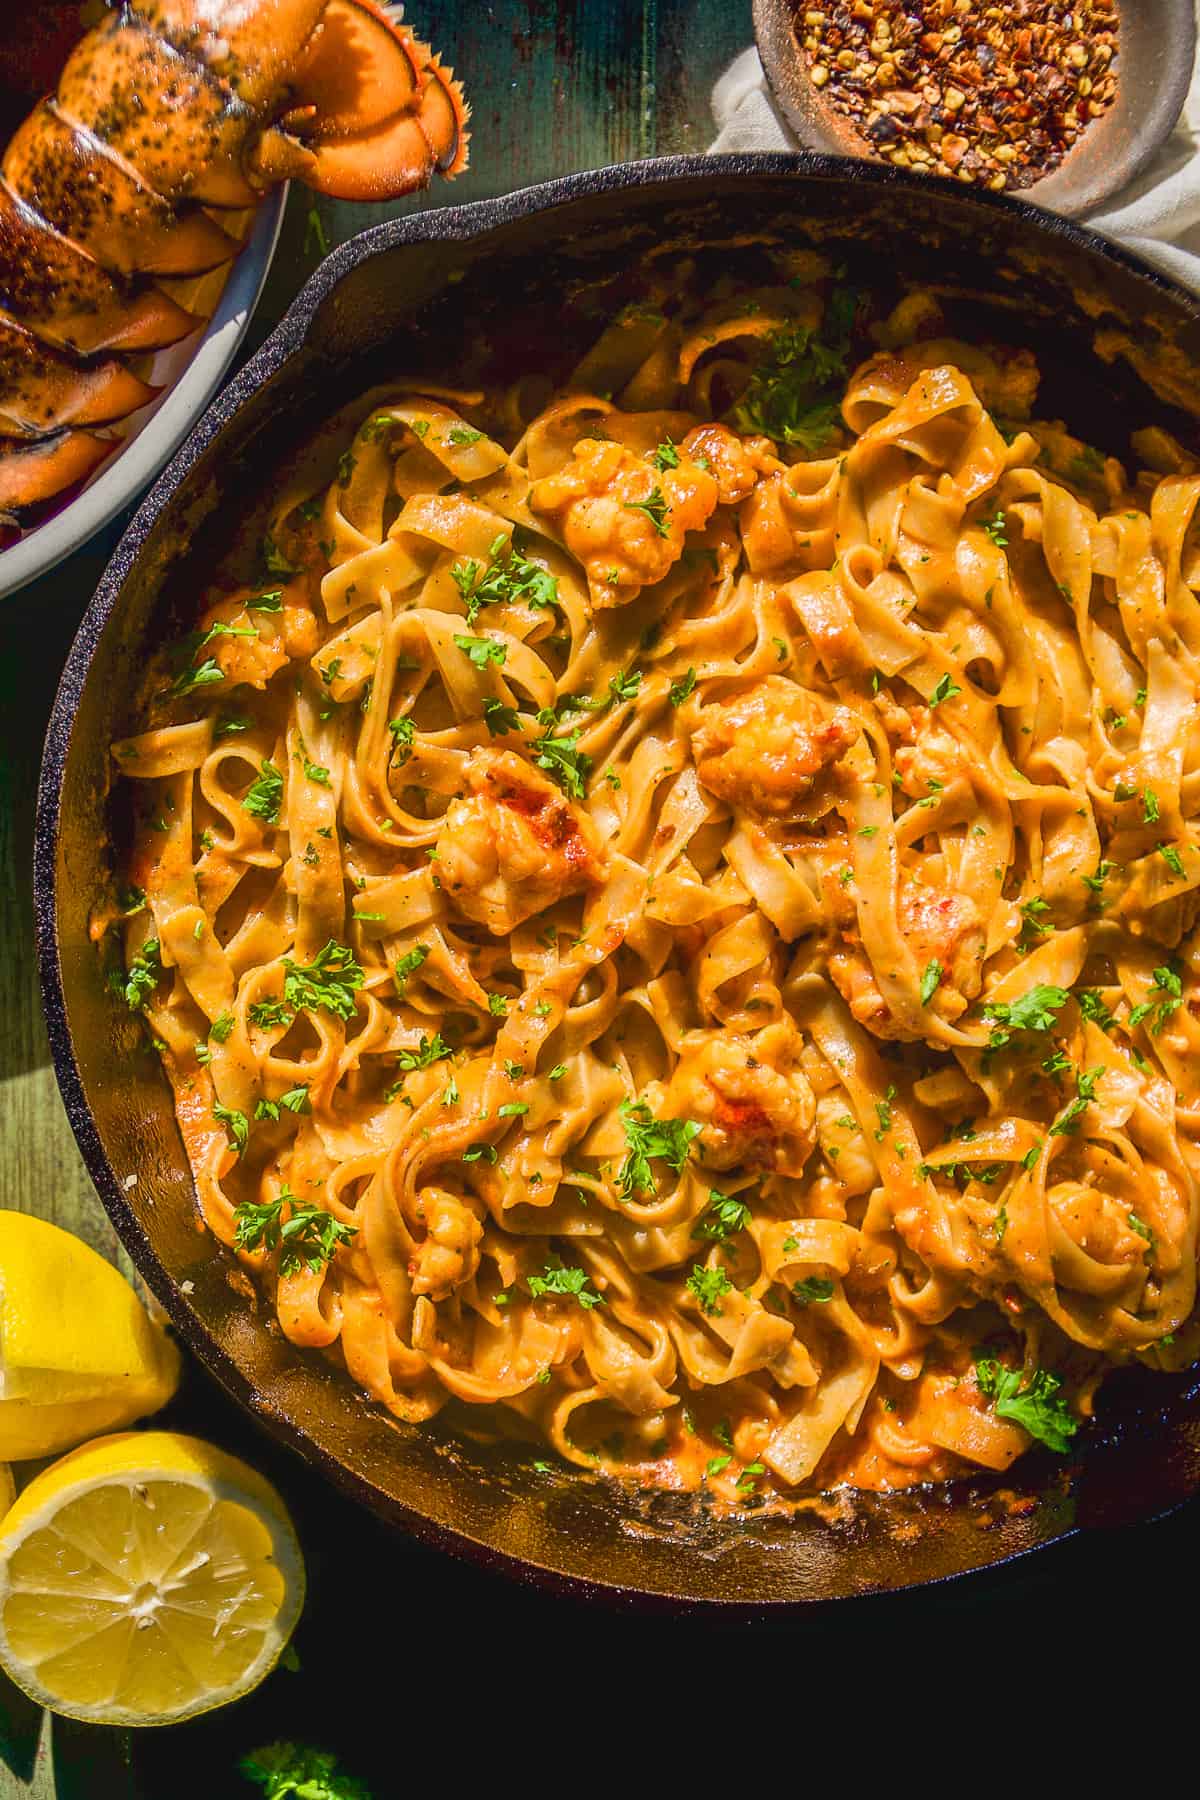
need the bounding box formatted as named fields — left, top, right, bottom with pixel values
left=0, top=188, right=288, bottom=601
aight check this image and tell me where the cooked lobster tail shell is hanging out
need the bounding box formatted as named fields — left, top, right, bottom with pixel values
left=0, top=0, right=469, bottom=532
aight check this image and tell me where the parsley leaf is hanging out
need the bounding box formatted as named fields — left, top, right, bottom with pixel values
left=792, top=1276, right=834, bottom=1305
left=623, top=487, right=671, bottom=537
left=930, top=672, right=961, bottom=707
left=730, top=293, right=856, bottom=450
left=453, top=634, right=507, bottom=670
left=213, top=1101, right=249, bottom=1158
left=686, top=1264, right=733, bottom=1315
left=528, top=1256, right=605, bottom=1309
left=974, top=1354, right=1078, bottom=1453
left=532, top=726, right=591, bottom=799
left=232, top=1191, right=356, bottom=1277
left=123, top=938, right=162, bottom=1011
left=982, top=509, right=1008, bottom=547
left=1049, top=1064, right=1105, bottom=1137
left=240, top=1740, right=371, bottom=1800
left=981, top=984, right=1069, bottom=1049
left=691, top=1190, right=751, bottom=1244
left=394, top=1033, right=451, bottom=1071
left=451, top=538, right=559, bottom=625
left=669, top=667, right=697, bottom=707
left=282, top=940, right=363, bottom=1021
left=618, top=1100, right=702, bottom=1199
left=393, top=944, right=430, bottom=993
left=483, top=697, right=520, bottom=736
left=919, top=959, right=942, bottom=1005
left=651, top=438, right=680, bottom=471
left=243, top=760, right=283, bottom=825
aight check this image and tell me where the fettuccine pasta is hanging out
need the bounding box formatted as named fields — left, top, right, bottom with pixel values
left=108, top=264, right=1200, bottom=1502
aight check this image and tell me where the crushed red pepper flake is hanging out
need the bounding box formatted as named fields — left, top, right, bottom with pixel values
left=793, top=1, right=1119, bottom=191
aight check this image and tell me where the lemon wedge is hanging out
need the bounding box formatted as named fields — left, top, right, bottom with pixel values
left=0, top=1432, right=305, bottom=1725
left=0, top=1212, right=180, bottom=1459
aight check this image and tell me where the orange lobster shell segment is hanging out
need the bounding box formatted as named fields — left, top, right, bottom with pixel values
left=0, top=431, right=113, bottom=514
left=0, top=183, right=197, bottom=357
left=0, top=315, right=158, bottom=438
left=3, top=104, right=242, bottom=278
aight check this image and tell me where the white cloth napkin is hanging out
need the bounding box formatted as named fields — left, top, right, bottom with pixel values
left=710, top=40, right=1200, bottom=289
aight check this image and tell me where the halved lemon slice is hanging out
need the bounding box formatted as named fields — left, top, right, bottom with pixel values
left=0, top=1211, right=180, bottom=1460
left=0, top=1432, right=305, bottom=1725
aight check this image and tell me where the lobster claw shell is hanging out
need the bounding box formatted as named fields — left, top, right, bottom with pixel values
left=276, top=0, right=469, bottom=200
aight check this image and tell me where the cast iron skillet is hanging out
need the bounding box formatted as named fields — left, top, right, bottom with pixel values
left=35, top=156, right=1200, bottom=1611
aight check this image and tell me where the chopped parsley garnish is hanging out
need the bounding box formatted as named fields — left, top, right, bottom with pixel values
left=618, top=1100, right=702, bottom=1199
left=304, top=758, right=331, bottom=787
left=669, top=667, right=697, bottom=707
left=388, top=715, right=415, bottom=765
left=487, top=993, right=508, bottom=1017
left=730, top=289, right=857, bottom=451
left=445, top=425, right=484, bottom=446
left=451, top=538, right=559, bottom=625
left=623, top=486, right=671, bottom=536
left=607, top=668, right=642, bottom=704
left=930, top=672, right=961, bottom=707
left=974, top=1353, right=1078, bottom=1453
left=240, top=1740, right=369, bottom=1799
left=919, top=959, right=942, bottom=1005
left=170, top=656, right=225, bottom=700
left=393, top=943, right=430, bottom=993
left=254, top=1085, right=311, bottom=1122
left=686, top=1264, right=733, bottom=1316
left=282, top=940, right=363, bottom=1021
left=261, top=531, right=300, bottom=577
left=394, top=1032, right=451, bottom=1071
left=232, top=1190, right=356, bottom=1277
left=1082, top=860, right=1114, bottom=895
left=692, top=1191, right=751, bottom=1244
left=1128, top=964, right=1183, bottom=1035
left=453, top=634, right=507, bottom=670
left=532, top=725, right=591, bottom=799
left=651, top=438, right=680, bottom=471
left=1076, top=988, right=1116, bottom=1033
left=1049, top=1064, right=1105, bottom=1137
left=981, top=984, right=1069, bottom=1049
left=982, top=509, right=1008, bottom=547
left=1159, top=842, right=1186, bottom=878
left=873, top=1083, right=897, bottom=1142
left=792, top=1276, right=834, bottom=1305
left=209, top=1011, right=234, bottom=1044
left=528, top=1256, right=605, bottom=1309
left=1143, top=788, right=1160, bottom=824
left=483, top=697, right=520, bottom=736
left=246, top=588, right=283, bottom=612
left=212, top=1101, right=249, bottom=1158
left=243, top=759, right=283, bottom=825
left=122, top=938, right=162, bottom=1011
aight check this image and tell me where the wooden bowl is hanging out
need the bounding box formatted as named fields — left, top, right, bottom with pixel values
left=754, top=0, right=1196, bottom=217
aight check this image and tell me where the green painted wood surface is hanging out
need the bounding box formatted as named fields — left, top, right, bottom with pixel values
left=0, top=5, right=749, bottom=1793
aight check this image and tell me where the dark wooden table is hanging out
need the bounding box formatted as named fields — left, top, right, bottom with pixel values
left=1, top=4, right=1196, bottom=1792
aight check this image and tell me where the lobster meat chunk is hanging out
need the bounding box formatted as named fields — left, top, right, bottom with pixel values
left=0, top=0, right=470, bottom=535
